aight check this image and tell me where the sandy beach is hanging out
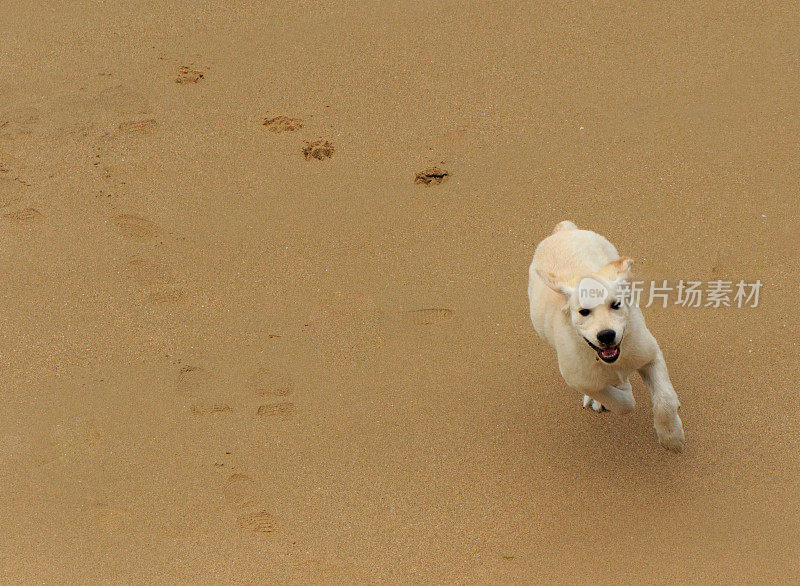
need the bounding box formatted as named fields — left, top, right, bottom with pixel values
left=1, top=2, right=798, bottom=583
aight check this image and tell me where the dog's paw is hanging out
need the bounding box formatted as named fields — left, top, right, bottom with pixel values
left=654, top=411, right=685, bottom=452
left=582, top=395, right=607, bottom=412
left=657, top=427, right=685, bottom=452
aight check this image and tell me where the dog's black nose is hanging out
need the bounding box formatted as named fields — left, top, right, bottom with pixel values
left=597, top=329, right=616, bottom=345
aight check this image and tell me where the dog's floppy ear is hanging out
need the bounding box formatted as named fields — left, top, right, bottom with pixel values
left=536, top=270, right=575, bottom=297
left=598, top=256, right=634, bottom=281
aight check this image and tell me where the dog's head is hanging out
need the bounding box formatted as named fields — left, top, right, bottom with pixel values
left=537, top=257, right=633, bottom=364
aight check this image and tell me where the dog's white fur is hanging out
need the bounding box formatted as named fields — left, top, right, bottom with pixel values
left=528, top=221, right=685, bottom=451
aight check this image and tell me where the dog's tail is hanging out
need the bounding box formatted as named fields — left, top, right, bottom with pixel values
left=552, top=220, right=578, bottom=234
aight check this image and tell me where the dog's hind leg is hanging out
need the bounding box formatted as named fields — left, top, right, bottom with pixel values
left=582, top=381, right=635, bottom=415
left=583, top=395, right=606, bottom=412
left=638, top=352, right=685, bottom=452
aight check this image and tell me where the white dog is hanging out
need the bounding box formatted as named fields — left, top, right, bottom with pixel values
left=528, top=221, right=685, bottom=451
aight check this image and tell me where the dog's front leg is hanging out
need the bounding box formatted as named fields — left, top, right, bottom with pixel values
left=638, top=352, right=685, bottom=452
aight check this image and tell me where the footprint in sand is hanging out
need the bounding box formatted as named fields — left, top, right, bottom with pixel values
left=405, top=307, right=454, bottom=325
left=0, top=151, right=30, bottom=177
left=144, top=286, right=187, bottom=305
left=113, top=213, right=160, bottom=239
left=256, top=402, right=296, bottom=420
left=123, top=255, right=174, bottom=285
left=176, top=365, right=231, bottom=416
left=414, top=166, right=449, bottom=186
left=1, top=88, right=146, bottom=142
left=237, top=510, right=278, bottom=533
left=120, top=254, right=187, bottom=306
left=0, top=105, right=40, bottom=140
left=176, top=365, right=213, bottom=397
left=90, top=135, right=152, bottom=201
left=4, top=207, right=42, bottom=223
left=189, top=403, right=232, bottom=416
left=176, top=65, right=205, bottom=84
left=118, top=119, right=158, bottom=135
left=252, top=366, right=293, bottom=397
left=263, top=116, right=303, bottom=133
left=0, top=177, right=24, bottom=209
left=223, top=473, right=258, bottom=509
left=222, top=472, right=278, bottom=534
left=302, top=139, right=334, bottom=161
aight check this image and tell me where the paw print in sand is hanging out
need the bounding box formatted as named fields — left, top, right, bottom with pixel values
left=302, top=139, right=334, bottom=161
left=176, top=66, right=204, bottom=84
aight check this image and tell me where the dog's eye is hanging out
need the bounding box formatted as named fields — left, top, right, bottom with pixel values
left=610, top=300, right=621, bottom=310
left=578, top=308, right=591, bottom=316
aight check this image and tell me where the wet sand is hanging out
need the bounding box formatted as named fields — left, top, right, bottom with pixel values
left=1, top=2, right=798, bottom=583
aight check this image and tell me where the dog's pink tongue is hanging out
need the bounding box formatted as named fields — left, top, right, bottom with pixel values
left=601, top=347, right=617, bottom=358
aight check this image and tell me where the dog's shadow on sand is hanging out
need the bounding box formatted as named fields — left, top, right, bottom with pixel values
left=510, top=374, right=689, bottom=488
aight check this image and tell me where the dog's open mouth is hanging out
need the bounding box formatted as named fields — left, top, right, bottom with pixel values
left=584, top=338, right=621, bottom=363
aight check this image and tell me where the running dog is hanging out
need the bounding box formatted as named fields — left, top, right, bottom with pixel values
left=528, top=221, right=685, bottom=451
